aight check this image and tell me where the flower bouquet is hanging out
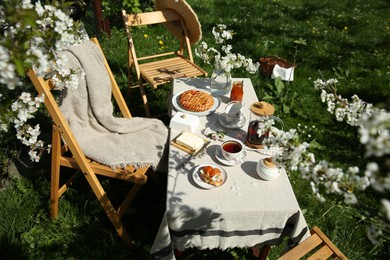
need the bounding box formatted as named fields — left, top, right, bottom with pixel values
left=195, top=24, right=259, bottom=95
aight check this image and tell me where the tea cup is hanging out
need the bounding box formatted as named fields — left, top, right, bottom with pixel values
left=224, top=101, right=243, bottom=125
left=221, top=139, right=243, bottom=161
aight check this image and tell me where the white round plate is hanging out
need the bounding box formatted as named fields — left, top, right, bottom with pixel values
left=172, top=90, right=221, bottom=116
left=218, top=113, right=247, bottom=129
left=192, top=163, right=227, bottom=189
left=215, top=147, right=247, bottom=166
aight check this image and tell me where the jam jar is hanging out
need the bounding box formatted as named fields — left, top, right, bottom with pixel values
left=230, top=80, right=244, bottom=102
left=246, top=101, right=276, bottom=149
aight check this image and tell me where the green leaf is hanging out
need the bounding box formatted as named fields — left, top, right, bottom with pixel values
left=17, top=9, right=38, bottom=28
left=293, top=37, right=307, bottom=46
left=274, top=77, right=285, bottom=95
left=262, top=94, right=273, bottom=101
left=290, top=91, right=299, bottom=108
left=230, top=250, right=239, bottom=258
left=309, top=140, right=324, bottom=150
left=21, top=16, right=37, bottom=28
left=294, top=110, right=308, bottom=119
left=264, top=82, right=275, bottom=91
left=13, top=59, right=26, bottom=76
left=282, top=104, right=290, bottom=114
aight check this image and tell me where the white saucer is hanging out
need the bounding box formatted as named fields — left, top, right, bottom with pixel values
left=215, top=147, right=247, bottom=166
left=192, top=163, right=227, bottom=189
left=218, top=113, right=246, bottom=129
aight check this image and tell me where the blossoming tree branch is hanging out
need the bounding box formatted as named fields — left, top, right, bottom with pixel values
left=0, top=0, right=88, bottom=161
left=0, top=0, right=388, bottom=246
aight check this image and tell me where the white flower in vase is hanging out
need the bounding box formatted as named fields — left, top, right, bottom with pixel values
left=195, top=24, right=259, bottom=96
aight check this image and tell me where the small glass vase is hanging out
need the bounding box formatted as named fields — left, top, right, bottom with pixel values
left=210, top=67, right=232, bottom=96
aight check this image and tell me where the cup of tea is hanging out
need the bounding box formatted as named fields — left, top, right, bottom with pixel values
left=221, top=140, right=243, bottom=161
left=224, top=101, right=243, bottom=125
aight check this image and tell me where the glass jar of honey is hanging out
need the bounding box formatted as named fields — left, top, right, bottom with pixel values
left=230, top=80, right=244, bottom=102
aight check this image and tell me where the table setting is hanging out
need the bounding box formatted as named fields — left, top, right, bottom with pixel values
left=150, top=77, right=310, bottom=260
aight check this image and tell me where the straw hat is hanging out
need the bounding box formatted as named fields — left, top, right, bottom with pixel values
left=155, top=0, right=202, bottom=44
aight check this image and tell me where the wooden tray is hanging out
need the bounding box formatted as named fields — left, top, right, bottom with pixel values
left=171, top=132, right=209, bottom=154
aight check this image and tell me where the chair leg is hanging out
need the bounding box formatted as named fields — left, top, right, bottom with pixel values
left=100, top=192, right=133, bottom=246
left=50, top=125, right=61, bottom=219
left=83, top=171, right=133, bottom=246
left=252, top=245, right=271, bottom=260
left=52, top=127, right=134, bottom=245
left=138, top=79, right=151, bottom=117
left=117, top=183, right=143, bottom=219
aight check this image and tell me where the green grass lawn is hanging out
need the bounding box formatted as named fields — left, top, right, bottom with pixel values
left=0, top=0, right=389, bottom=259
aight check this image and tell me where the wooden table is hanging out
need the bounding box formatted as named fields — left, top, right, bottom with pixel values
left=150, top=78, right=310, bottom=259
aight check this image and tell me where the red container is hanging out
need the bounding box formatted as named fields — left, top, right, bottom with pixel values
left=230, top=81, right=244, bottom=102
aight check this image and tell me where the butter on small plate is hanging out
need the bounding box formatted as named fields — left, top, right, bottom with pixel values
left=171, top=131, right=207, bottom=154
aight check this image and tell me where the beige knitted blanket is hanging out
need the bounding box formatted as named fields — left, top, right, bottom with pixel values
left=59, top=41, right=168, bottom=170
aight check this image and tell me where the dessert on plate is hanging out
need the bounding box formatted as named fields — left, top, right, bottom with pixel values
left=199, top=165, right=223, bottom=187
left=179, top=90, right=214, bottom=112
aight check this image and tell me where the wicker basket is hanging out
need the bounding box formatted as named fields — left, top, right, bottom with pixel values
left=259, top=56, right=296, bottom=77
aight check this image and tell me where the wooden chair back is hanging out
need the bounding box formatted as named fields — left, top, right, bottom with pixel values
left=27, top=37, right=151, bottom=246
left=278, top=226, right=348, bottom=260
left=122, top=9, right=207, bottom=117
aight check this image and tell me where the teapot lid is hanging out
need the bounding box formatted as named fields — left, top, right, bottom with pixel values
left=250, top=101, right=275, bottom=116
left=263, top=157, right=277, bottom=168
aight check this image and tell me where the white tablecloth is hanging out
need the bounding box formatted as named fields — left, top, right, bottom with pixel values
left=150, top=78, right=310, bottom=259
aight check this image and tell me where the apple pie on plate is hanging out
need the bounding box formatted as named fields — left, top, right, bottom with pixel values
left=172, top=90, right=220, bottom=116
left=179, top=90, right=214, bottom=112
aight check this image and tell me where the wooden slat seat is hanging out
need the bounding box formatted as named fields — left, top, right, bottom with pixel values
left=139, top=56, right=206, bottom=86
left=122, top=9, right=207, bottom=117
left=278, top=226, right=348, bottom=260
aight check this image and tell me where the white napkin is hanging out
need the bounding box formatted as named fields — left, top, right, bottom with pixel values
left=271, top=64, right=294, bottom=81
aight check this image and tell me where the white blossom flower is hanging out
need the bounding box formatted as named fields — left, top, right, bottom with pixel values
left=196, top=24, right=259, bottom=75
left=344, top=193, right=357, bottom=204
left=0, top=46, right=22, bottom=90
left=335, top=107, right=346, bottom=121
left=35, top=1, right=44, bottom=16
left=310, top=181, right=318, bottom=193
left=1, top=1, right=88, bottom=164
left=29, top=149, right=41, bottom=162
left=359, top=126, right=370, bottom=144
left=359, top=110, right=390, bottom=157
left=20, top=92, right=32, bottom=103
left=330, top=182, right=342, bottom=194
left=316, top=192, right=326, bottom=202
left=367, top=224, right=383, bottom=245
left=313, top=79, right=324, bottom=89
left=381, top=199, right=390, bottom=221
left=21, top=0, right=33, bottom=9
left=17, top=109, right=30, bottom=122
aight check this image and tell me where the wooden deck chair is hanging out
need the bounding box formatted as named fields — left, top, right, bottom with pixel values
left=278, top=226, right=348, bottom=260
left=122, top=9, right=207, bottom=117
left=27, top=37, right=151, bottom=246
